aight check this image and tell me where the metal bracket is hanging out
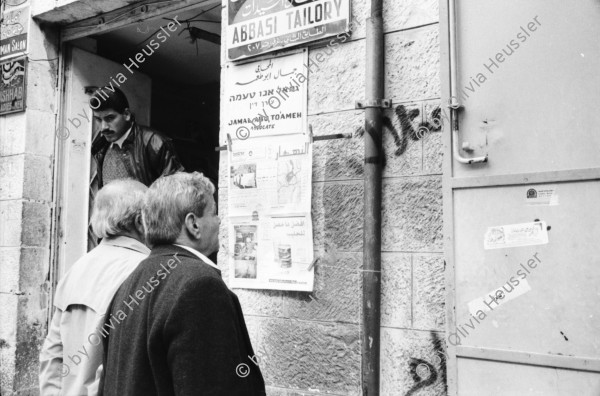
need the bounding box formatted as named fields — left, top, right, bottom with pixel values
left=355, top=99, right=392, bottom=109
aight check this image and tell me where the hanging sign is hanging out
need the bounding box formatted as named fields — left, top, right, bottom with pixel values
left=0, top=57, right=26, bottom=115
left=1, top=5, right=29, bottom=60
left=227, top=0, right=351, bottom=60
left=224, top=51, right=307, bottom=139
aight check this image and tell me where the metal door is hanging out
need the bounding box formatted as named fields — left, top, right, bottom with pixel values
left=441, top=0, right=600, bottom=394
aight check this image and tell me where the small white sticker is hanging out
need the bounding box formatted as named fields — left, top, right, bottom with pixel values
left=484, top=221, right=548, bottom=250
left=468, top=279, right=531, bottom=316
left=525, top=185, right=559, bottom=206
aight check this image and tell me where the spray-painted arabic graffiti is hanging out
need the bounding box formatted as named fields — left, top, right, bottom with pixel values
left=383, top=104, right=442, bottom=156
left=405, top=331, right=447, bottom=396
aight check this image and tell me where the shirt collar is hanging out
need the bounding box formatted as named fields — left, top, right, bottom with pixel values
left=173, top=244, right=219, bottom=271
left=101, top=235, right=150, bottom=255
left=111, top=126, right=132, bottom=149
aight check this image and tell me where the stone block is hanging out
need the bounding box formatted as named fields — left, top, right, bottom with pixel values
left=283, top=251, right=361, bottom=324
left=0, top=294, right=18, bottom=394
left=235, top=288, right=285, bottom=318
left=0, top=156, right=24, bottom=200
left=381, top=253, right=412, bottom=328
left=307, top=40, right=365, bottom=115
left=0, top=248, right=21, bottom=293
left=385, top=25, right=441, bottom=103
left=27, top=17, right=59, bottom=61
left=348, top=0, right=368, bottom=39
left=21, top=202, right=50, bottom=248
left=18, top=248, right=49, bottom=297
left=25, top=62, right=57, bottom=114
left=23, top=155, right=53, bottom=202
left=14, top=296, right=45, bottom=392
left=0, top=201, right=23, bottom=247
left=413, top=254, right=445, bottom=331
left=382, top=177, right=443, bottom=252
left=381, top=328, right=447, bottom=396
left=312, top=182, right=363, bottom=252
left=0, top=334, right=16, bottom=396
left=422, top=130, right=443, bottom=176
left=26, top=109, right=57, bottom=158
left=382, top=103, right=423, bottom=177
left=422, top=101, right=444, bottom=175
left=0, top=115, right=26, bottom=156
left=254, top=318, right=360, bottom=395
left=382, top=0, right=439, bottom=33
left=308, top=111, right=364, bottom=182
left=423, top=101, right=443, bottom=134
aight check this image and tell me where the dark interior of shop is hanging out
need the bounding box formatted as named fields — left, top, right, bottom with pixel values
left=86, top=5, right=222, bottom=185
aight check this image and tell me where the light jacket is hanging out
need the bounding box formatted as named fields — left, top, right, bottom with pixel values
left=39, top=236, right=150, bottom=396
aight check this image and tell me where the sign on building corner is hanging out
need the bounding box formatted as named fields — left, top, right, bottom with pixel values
left=227, top=0, right=351, bottom=60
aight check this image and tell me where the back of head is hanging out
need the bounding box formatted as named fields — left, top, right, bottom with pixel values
left=89, top=86, right=130, bottom=113
left=90, top=179, right=148, bottom=238
left=143, top=172, right=215, bottom=247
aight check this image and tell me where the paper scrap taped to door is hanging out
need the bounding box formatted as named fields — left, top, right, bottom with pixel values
left=484, top=221, right=548, bottom=250
left=228, top=134, right=314, bottom=291
left=524, top=185, right=559, bottom=206
left=468, top=279, right=531, bottom=316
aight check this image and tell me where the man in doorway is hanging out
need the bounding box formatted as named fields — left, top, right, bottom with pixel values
left=98, top=172, right=265, bottom=396
left=90, top=87, right=184, bottom=188
left=39, top=179, right=150, bottom=395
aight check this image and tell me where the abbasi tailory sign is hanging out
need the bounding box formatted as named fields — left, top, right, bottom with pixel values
left=227, top=0, right=350, bottom=60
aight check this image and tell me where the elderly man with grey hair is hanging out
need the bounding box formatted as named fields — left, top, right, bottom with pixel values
left=98, top=172, right=266, bottom=396
left=39, top=179, right=150, bottom=396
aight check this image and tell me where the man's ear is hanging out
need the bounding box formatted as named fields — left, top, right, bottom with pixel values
left=184, top=213, right=202, bottom=240
left=123, top=108, right=132, bottom=122
left=135, top=212, right=145, bottom=235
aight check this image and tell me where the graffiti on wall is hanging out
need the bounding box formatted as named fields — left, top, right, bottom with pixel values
left=383, top=104, right=442, bottom=156
left=406, top=331, right=447, bottom=396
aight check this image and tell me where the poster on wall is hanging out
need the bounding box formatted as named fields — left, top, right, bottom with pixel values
left=227, top=0, right=351, bottom=60
left=228, top=133, right=311, bottom=216
left=0, top=57, right=26, bottom=115
left=228, top=133, right=314, bottom=291
left=0, top=4, right=29, bottom=60
left=224, top=51, right=307, bottom=140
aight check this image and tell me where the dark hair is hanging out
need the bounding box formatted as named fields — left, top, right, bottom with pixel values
left=89, top=86, right=130, bottom=113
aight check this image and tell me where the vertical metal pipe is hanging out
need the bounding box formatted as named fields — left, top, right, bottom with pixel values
left=362, top=0, right=383, bottom=394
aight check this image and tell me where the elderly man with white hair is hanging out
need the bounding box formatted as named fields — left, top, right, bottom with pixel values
left=39, top=179, right=150, bottom=396
left=98, top=171, right=266, bottom=396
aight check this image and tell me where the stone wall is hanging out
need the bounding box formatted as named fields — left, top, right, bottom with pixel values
left=0, top=5, right=59, bottom=395
left=218, top=1, right=446, bottom=395
left=0, top=0, right=446, bottom=394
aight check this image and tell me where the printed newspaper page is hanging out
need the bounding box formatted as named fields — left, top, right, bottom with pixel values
left=228, top=134, right=314, bottom=291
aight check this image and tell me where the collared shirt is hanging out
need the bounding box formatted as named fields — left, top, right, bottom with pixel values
left=111, top=126, right=132, bottom=149
left=173, top=244, right=219, bottom=271
left=40, top=236, right=150, bottom=396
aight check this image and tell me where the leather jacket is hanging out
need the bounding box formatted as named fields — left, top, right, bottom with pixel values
left=91, top=122, right=185, bottom=188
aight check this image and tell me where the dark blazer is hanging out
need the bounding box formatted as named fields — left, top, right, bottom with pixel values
left=98, top=244, right=266, bottom=396
left=91, top=122, right=185, bottom=188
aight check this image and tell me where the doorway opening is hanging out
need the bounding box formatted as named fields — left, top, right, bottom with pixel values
left=91, top=4, right=221, bottom=183
left=60, top=3, right=222, bottom=258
